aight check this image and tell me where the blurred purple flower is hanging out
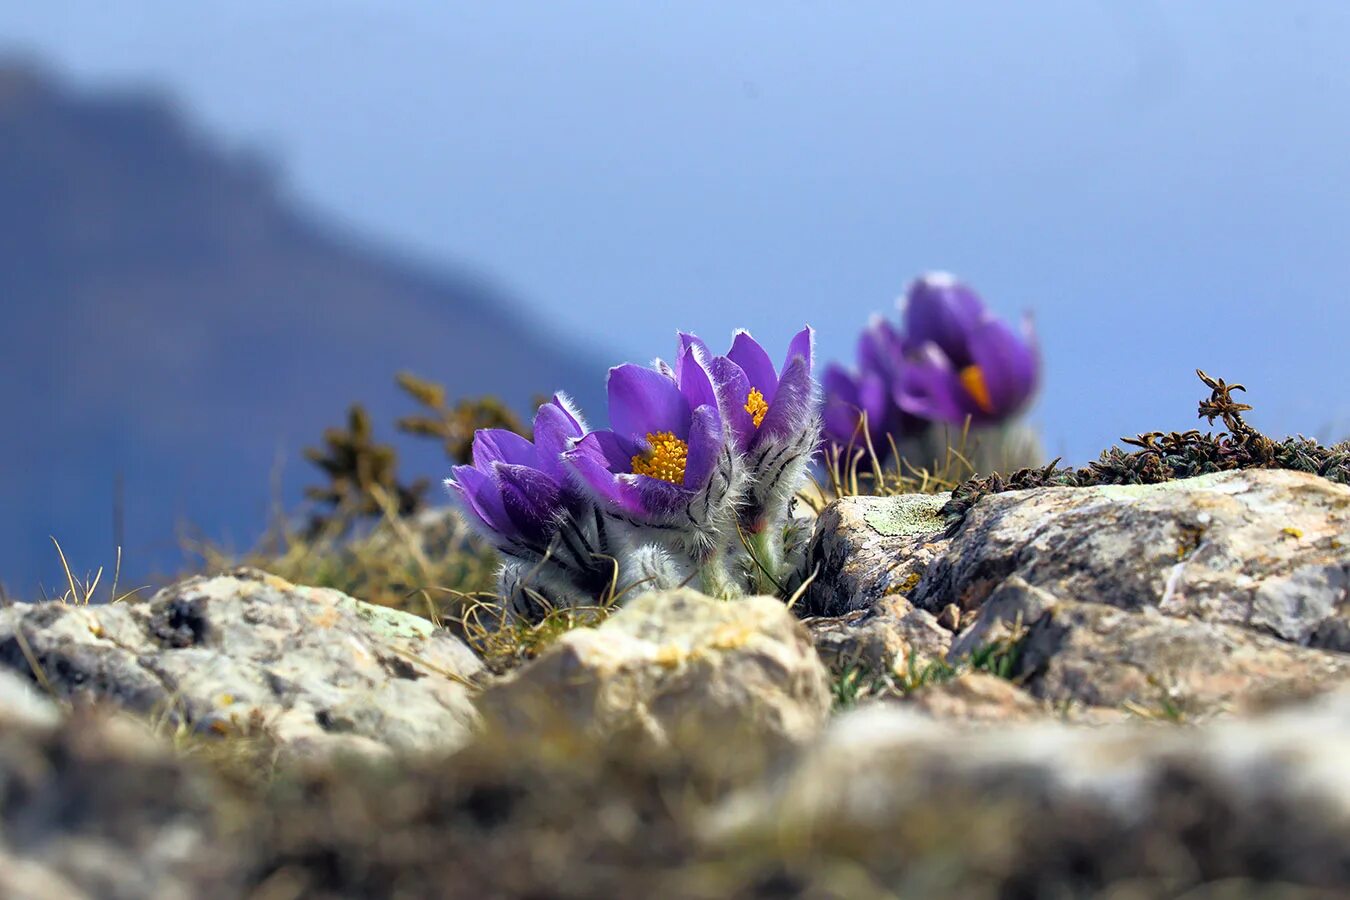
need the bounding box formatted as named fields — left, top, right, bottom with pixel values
left=896, top=272, right=1038, bottom=425
left=563, top=346, right=728, bottom=524
left=821, top=363, right=890, bottom=449
left=446, top=394, right=588, bottom=554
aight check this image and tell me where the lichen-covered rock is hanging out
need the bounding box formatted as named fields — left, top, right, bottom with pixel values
left=809, top=471, right=1350, bottom=645
left=0, top=568, right=483, bottom=758
left=477, top=588, right=831, bottom=783
left=952, top=577, right=1350, bottom=715
left=920, top=470, right=1350, bottom=640
left=709, top=687, right=1350, bottom=895
left=804, top=595, right=951, bottom=675
left=799, top=492, right=949, bottom=617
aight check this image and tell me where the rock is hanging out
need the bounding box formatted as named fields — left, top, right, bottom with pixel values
left=809, top=471, right=1350, bottom=639
left=0, top=705, right=241, bottom=900
left=709, top=687, right=1350, bottom=895
left=799, top=492, right=948, bottom=617
left=0, top=667, right=60, bottom=730
left=804, top=471, right=1350, bottom=719
left=804, top=595, right=951, bottom=675
left=946, top=574, right=1350, bottom=721
left=918, top=470, right=1350, bottom=642
left=477, top=588, right=831, bottom=783
left=0, top=568, right=483, bottom=758
left=895, top=671, right=1050, bottom=724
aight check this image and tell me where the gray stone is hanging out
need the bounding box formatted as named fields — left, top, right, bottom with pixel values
left=805, top=595, right=951, bottom=675
left=807, top=470, right=1350, bottom=648
left=477, top=588, right=831, bottom=784
left=0, top=568, right=483, bottom=758
left=709, top=687, right=1350, bottom=895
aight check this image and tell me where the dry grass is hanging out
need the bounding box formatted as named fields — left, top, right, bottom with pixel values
left=185, top=501, right=499, bottom=629
left=802, top=415, right=981, bottom=514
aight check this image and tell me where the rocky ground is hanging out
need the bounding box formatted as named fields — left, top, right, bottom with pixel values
left=1, top=469, right=1347, bottom=898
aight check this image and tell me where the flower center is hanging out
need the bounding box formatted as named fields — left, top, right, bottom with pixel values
left=630, top=431, right=688, bottom=484
left=744, top=387, right=769, bottom=428
left=959, top=365, right=995, bottom=414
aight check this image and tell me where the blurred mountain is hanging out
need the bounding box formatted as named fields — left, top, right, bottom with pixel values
left=0, top=62, right=602, bottom=596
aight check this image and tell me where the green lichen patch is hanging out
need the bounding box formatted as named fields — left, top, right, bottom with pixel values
left=862, top=493, right=949, bottom=537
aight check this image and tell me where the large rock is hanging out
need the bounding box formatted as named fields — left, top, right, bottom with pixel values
left=477, top=588, right=831, bottom=783
left=709, top=687, right=1350, bottom=895
left=955, top=576, right=1350, bottom=716
left=0, top=568, right=484, bottom=758
left=802, top=471, right=1350, bottom=717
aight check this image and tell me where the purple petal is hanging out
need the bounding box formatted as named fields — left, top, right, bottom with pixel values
left=448, top=465, right=516, bottom=538
left=757, top=354, right=815, bottom=443
left=676, top=345, right=720, bottom=417
left=780, top=325, right=814, bottom=379
left=896, top=344, right=975, bottom=424
left=683, top=404, right=724, bottom=489
left=607, top=364, right=691, bottom=442
left=822, top=365, right=890, bottom=448
left=622, top=474, right=689, bottom=518
left=532, top=398, right=585, bottom=483
left=902, top=272, right=986, bottom=368
left=709, top=356, right=755, bottom=453
left=563, top=431, right=632, bottom=511
left=494, top=463, right=564, bottom=543
left=727, top=330, right=779, bottom=404
left=967, top=317, right=1038, bottom=417
left=857, top=316, right=905, bottom=384
left=472, top=429, right=539, bottom=469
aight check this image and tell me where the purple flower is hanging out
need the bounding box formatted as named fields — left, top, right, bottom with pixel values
left=563, top=345, right=729, bottom=524
left=896, top=272, right=1038, bottom=425
left=821, top=363, right=890, bottom=449
left=680, top=327, right=815, bottom=454
left=446, top=394, right=587, bottom=554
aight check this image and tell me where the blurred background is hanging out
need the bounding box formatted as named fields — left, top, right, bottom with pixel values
left=3, top=1, right=1349, bottom=597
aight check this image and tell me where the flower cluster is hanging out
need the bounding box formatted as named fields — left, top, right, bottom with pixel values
left=447, top=328, right=818, bottom=618
left=823, top=272, right=1039, bottom=462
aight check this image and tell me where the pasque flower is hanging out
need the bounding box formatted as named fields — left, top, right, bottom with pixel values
left=822, top=316, right=907, bottom=450
left=675, top=327, right=819, bottom=588
left=895, top=272, right=1038, bottom=425
left=563, top=345, right=740, bottom=570
left=822, top=273, right=1039, bottom=460
left=680, top=327, right=818, bottom=536
left=446, top=395, right=612, bottom=617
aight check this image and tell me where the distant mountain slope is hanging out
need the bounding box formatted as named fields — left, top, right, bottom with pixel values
left=0, top=63, right=603, bottom=595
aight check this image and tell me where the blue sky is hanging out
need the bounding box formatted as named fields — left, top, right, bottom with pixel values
left=6, top=0, right=1350, bottom=463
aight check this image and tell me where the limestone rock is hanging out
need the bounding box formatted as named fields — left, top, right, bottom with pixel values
left=477, top=588, right=831, bottom=783
left=808, top=472, right=1350, bottom=645
left=799, top=492, right=948, bottom=617
left=944, top=567, right=1350, bottom=718
left=804, top=595, right=951, bottom=675
left=894, top=671, right=1050, bottom=724
left=0, top=568, right=483, bottom=758
left=710, top=687, right=1350, bottom=895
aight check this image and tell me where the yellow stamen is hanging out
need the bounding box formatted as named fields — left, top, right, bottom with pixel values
left=744, top=387, right=769, bottom=428
left=959, top=365, right=995, bottom=414
left=630, top=431, right=688, bottom=484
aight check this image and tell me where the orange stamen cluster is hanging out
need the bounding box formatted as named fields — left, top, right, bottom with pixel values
left=745, top=387, right=769, bottom=428
left=959, top=364, right=995, bottom=414
left=630, top=431, right=688, bottom=484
